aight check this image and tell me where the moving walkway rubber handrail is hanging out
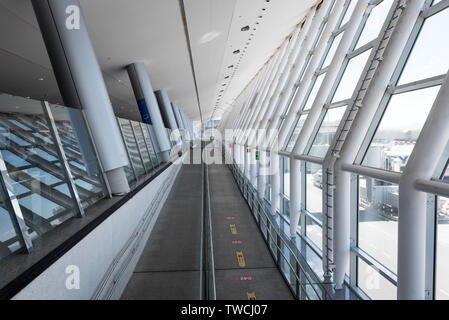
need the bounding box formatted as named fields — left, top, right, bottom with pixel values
left=200, top=140, right=217, bottom=300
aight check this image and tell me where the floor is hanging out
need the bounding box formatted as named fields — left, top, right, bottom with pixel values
left=121, top=148, right=293, bottom=300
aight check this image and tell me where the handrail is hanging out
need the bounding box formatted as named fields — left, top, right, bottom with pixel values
left=240, top=171, right=323, bottom=300
left=341, top=163, right=402, bottom=184
left=225, top=152, right=328, bottom=300
left=200, top=141, right=217, bottom=300
left=205, top=154, right=217, bottom=299
left=199, top=144, right=205, bottom=299
left=414, top=178, right=449, bottom=198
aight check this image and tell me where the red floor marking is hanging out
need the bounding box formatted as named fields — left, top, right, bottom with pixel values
left=239, top=276, right=255, bottom=281
left=231, top=240, right=243, bottom=245
left=226, top=217, right=236, bottom=221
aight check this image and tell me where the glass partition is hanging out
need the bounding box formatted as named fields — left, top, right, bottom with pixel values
left=0, top=181, right=23, bottom=260
left=357, top=258, right=397, bottom=300
left=131, top=120, right=152, bottom=172
left=141, top=123, right=160, bottom=167
left=49, top=104, right=107, bottom=209
left=0, top=94, right=80, bottom=240
left=118, top=118, right=145, bottom=182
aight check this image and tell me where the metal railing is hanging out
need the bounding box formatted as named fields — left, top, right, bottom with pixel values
left=199, top=141, right=216, bottom=300
left=226, top=155, right=330, bottom=300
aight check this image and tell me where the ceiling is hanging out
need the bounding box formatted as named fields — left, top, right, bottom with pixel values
left=0, top=0, right=316, bottom=123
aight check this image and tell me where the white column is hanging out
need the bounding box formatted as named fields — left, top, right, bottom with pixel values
left=31, top=0, right=130, bottom=195
left=236, top=52, right=280, bottom=145
left=258, top=151, right=267, bottom=198
left=247, top=38, right=295, bottom=148
left=250, top=148, right=257, bottom=186
left=290, top=157, right=301, bottom=237
left=271, top=152, right=280, bottom=215
left=332, top=0, right=426, bottom=289
left=127, top=63, right=171, bottom=162
left=398, top=71, right=449, bottom=299
left=242, top=42, right=289, bottom=146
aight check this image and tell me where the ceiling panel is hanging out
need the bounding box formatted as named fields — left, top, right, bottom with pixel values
left=0, top=0, right=316, bottom=124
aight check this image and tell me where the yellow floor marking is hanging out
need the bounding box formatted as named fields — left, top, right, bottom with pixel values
left=230, top=224, right=237, bottom=235
left=247, top=292, right=257, bottom=300
left=236, top=251, right=246, bottom=268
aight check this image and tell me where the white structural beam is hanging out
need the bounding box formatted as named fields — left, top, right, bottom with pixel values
left=332, top=0, right=425, bottom=290
left=235, top=52, right=280, bottom=144
left=238, top=41, right=289, bottom=145
left=398, top=71, right=449, bottom=300
left=289, top=0, right=368, bottom=237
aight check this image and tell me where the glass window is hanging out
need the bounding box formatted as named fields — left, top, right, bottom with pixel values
left=284, top=114, right=308, bottom=152
left=322, top=32, right=344, bottom=69
left=303, top=73, right=326, bottom=111
left=399, top=7, right=449, bottom=85
left=332, top=49, right=372, bottom=102
left=355, top=0, right=394, bottom=49
left=283, top=157, right=290, bottom=198
left=362, top=86, right=440, bottom=172
left=436, top=195, right=449, bottom=299
left=283, top=198, right=290, bottom=219
left=306, top=216, right=322, bottom=251
left=357, top=258, right=397, bottom=300
left=340, top=0, right=358, bottom=27
left=358, top=176, right=398, bottom=273
left=309, top=106, right=346, bottom=158
left=306, top=162, right=323, bottom=221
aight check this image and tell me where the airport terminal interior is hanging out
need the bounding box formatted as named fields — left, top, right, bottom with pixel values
left=0, top=0, right=449, bottom=301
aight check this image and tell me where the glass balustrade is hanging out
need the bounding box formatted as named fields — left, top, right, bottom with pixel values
left=0, top=93, right=168, bottom=264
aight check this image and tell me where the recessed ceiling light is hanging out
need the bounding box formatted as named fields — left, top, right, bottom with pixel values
left=233, top=49, right=240, bottom=54
left=228, top=65, right=234, bottom=68
left=241, top=26, right=250, bottom=31
left=38, top=78, right=44, bottom=81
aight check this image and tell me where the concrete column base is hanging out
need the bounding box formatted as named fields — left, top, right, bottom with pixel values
left=106, top=167, right=131, bottom=196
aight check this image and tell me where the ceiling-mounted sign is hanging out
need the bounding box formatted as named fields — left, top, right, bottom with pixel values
left=255, top=151, right=260, bottom=161
left=246, top=148, right=250, bottom=153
